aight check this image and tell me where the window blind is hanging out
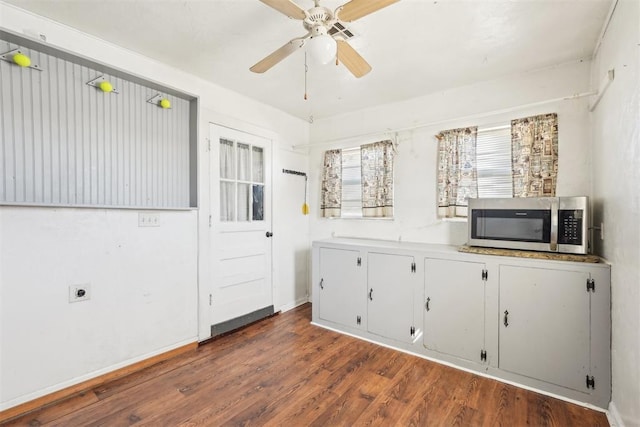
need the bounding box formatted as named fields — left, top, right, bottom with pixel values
left=476, top=126, right=512, bottom=198
left=341, top=147, right=362, bottom=218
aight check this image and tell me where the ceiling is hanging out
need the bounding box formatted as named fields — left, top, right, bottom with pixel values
left=3, top=0, right=611, bottom=121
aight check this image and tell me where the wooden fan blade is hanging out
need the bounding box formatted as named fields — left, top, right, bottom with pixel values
left=250, top=39, right=304, bottom=73
left=336, top=40, right=372, bottom=78
left=259, top=0, right=306, bottom=19
left=337, top=0, right=400, bottom=22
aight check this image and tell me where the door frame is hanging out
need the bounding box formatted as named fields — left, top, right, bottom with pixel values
left=197, top=120, right=275, bottom=341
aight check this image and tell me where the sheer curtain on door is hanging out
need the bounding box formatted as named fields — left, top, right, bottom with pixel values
left=220, top=139, right=235, bottom=221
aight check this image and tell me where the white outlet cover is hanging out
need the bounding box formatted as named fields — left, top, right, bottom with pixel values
left=69, top=284, right=91, bottom=303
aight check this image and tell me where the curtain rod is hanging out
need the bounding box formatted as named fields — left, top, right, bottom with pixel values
left=293, top=90, right=596, bottom=149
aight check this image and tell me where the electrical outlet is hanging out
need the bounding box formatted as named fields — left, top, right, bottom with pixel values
left=69, top=284, right=91, bottom=303
left=138, top=212, right=160, bottom=227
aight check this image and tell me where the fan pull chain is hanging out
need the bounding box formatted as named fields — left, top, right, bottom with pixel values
left=304, top=52, right=308, bottom=100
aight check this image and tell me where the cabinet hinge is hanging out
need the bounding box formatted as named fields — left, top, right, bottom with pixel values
left=482, top=269, right=488, bottom=281
left=410, top=326, right=416, bottom=337
left=209, top=294, right=212, bottom=306
left=356, top=315, right=361, bottom=325
left=209, top=215, right=212, bottom=227
left=411, top=262, right=416, bottom=273
left=587, top=278, right=595, bottom=292
left=207, top=138, right=211, bottom=152
left=586, top=375, right=595, bottom=389
left=357, top=257, right=362, bottom=267
left=480, top=350, right=487, bottom=362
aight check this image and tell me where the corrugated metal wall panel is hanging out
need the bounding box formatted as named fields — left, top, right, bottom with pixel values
left=0, top=40, right=192, bottom=208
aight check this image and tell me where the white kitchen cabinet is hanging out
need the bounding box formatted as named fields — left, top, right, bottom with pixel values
left=499, top=265, right=591, bottom=392
left=311, top=238, right=611, bottom=409
left=424, top=258, right=486, bottom=364
left=367, top=252, right=419, bottom=343
left=317, top=247, right=366, bottom=329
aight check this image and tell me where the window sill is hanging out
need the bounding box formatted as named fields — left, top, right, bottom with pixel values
left=326, top=217, right=394, bottom=221
left=440, top=217, right=468, bottom=223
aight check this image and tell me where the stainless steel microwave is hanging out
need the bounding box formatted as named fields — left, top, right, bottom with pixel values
left=468, top=196, right=589, bottom=254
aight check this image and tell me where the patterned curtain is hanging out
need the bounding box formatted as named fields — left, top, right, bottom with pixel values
left=511, top=113, right=558, bottom=197
left=436, top=127, right=478, bottom=218
left=361, top=140, right=395, bottom=218
left=321, top=149, right=342, bottom=218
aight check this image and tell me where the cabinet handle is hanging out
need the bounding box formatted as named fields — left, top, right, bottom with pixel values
left=425, top=297, right=430, bottom=312
left=369, top=288, right=373, bottom=301
left=504, top=310, right=509, bottom=327
left=320, top=278, right=324, bottom=290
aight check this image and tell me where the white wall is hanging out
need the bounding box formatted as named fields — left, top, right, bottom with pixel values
left=273, top=148, right=311, bottom=311
left=590, top=1, right=640, bottom=425
left=0, top=207, right=198, bottom=408
left=308, top=61, right=594, bottom=245
left=0, top=3, right=310, bottom=410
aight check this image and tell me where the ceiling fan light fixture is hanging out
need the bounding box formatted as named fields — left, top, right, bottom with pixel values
left=306, top=33, right=337, bottom=65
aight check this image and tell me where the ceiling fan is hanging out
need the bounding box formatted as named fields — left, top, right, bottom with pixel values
left=250, top=0, right=400, bottom=78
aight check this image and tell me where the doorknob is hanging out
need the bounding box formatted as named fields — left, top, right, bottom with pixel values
left=266, top=231, right=273, bottom=238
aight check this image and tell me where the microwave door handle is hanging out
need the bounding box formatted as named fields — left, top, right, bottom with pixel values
left=550, top=199, right=558, bottom=251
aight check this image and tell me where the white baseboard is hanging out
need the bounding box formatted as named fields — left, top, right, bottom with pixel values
left=277, top=296, right=309, bottom=313
left=607, top=401, right=625, bottom=427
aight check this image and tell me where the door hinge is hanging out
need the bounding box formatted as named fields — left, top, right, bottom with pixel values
left=411, top=262, right=416, bottom=273
left=482, top=269, right=488, bottom=281
left=586, top=375, right=595, bottom=389
left=410, top=326, right=416, bottom=337
left=480, top=349, right=487, bottom=362
left=357, top=257, right=362, bottom=267
left=356, top=315, right=361, bottom=325
left=587, top=278, right=595, bottom=292
left=206, top=138, right=211, bottom=152
left=209, top=294, right=212, bottom=306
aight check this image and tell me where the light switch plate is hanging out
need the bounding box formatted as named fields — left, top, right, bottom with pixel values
left=138, top=212, right=160, bottom=227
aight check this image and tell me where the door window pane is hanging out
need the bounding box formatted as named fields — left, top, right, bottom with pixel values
left=253, top=147, right=264, bottom=183
left=252, top=184, right=264, bottom=221
left=238, top=183, right=250, bottom=221
left=220, top=182, right=235, bottom=221
left=220, top=139, right=235, bottom=180
left=238, top=143, right=250, bottom=182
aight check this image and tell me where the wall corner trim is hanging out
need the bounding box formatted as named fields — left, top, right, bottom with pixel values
left=607, top=401, right=626, bottom=427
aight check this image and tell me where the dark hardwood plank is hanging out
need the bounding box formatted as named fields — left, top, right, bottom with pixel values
left=3, top=303, right=609, bottom=427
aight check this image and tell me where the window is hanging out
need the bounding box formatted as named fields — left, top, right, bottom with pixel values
left=321, top=141, right=395, bottom=219
left=219, top=139, right=264, bottom=222
left=340, top=147, right=363, bottom=218
left=476, top=125, right=513, bottom=198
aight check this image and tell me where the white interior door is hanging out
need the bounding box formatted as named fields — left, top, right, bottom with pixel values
left=209, top=124, right=272, bottom=326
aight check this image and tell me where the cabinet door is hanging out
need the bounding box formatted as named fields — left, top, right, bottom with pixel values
left=424, top=259, right=485, bottom=363
left=318, top=247, right=365, bottom=328
left=499, top=265, right=590, bottom=391
left=367, top=252, right=416, bottom=342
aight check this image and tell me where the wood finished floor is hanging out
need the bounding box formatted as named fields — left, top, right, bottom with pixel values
left=4, top=303, right=608, bottom=427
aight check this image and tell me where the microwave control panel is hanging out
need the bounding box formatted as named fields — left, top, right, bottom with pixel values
left=558, top=209, right=583, bottom=245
